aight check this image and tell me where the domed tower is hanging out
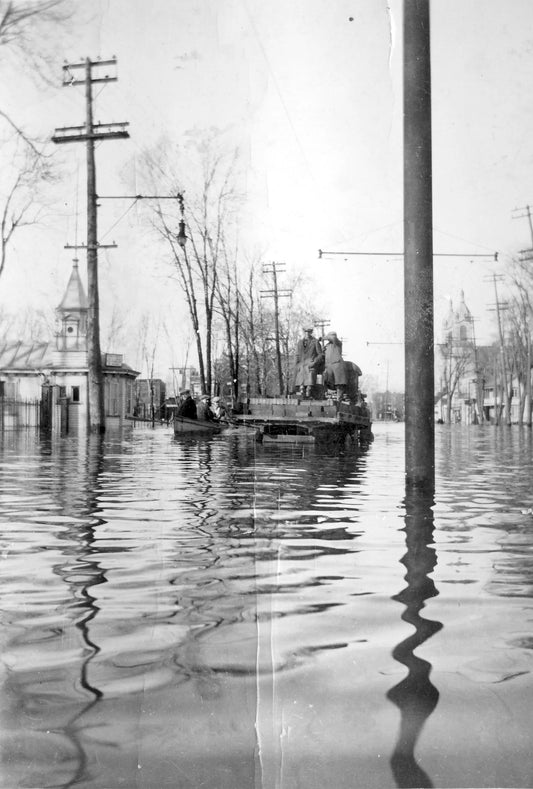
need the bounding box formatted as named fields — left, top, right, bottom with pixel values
left=441, top=291, right=473, bottom=347
left=55, top=259, right=88, bottom=352
left=455, top=290, right=473, bottom=344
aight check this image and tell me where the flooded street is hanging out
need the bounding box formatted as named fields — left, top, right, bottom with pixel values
left=1, top=423, right=532, bottom=788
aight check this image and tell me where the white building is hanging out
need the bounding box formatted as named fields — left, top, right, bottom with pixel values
left=0, top=261, right=139, bottom=434
left=436, top=291, right=532, bottom=424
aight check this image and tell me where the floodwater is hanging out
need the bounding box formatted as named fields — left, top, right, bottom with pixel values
left=0, top=423, right=532, bottom=789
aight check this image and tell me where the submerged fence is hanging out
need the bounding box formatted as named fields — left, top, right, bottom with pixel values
left=0, top=398, right=41, bottom=431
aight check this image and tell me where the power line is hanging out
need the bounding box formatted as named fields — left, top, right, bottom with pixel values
left=318, top=249, right=498, bottom=260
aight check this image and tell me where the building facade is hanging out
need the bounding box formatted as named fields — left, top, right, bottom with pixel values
left=436, top=291, right=481, bottom=423
left=435, top=291, right=531, bottom=424
left=0, top=261, right=138, bottom=434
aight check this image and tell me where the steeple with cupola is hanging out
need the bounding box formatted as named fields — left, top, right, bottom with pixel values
left=53, top=259, right=88, bottom=367
left=442, top=290, right=474, bottom=347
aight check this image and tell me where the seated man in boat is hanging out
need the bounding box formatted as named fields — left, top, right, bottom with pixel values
left=294, top=325, right=323, bottom=399
left=212, top=396, right=228, bottom=422
left=197, top=393, right=216, bottom=421
left=176, top=389, right=197, bottom=419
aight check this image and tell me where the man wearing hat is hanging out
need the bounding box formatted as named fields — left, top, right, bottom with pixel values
left=323, top=331, right=347, bottom=401
left=294, top=325, right=323, bottom=398
left=197, top=393, right=215, bottom=421
left=176, top=389, right=197, bottom=419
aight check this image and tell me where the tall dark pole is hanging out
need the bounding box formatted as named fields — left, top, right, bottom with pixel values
left=85, top=59, right=105, bottom=433
left=403, top=0, right=435, bottom=489
left=52, top=57, right=129, bottom=435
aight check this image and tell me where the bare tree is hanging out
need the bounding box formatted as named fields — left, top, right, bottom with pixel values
left=1, top=0, right=71, bottom=147
left=231, top=263, right=326, bottom=398
left=134, top=136, right=328, bottom=401
left=0, top=0, right=72, bottom=279
left=507, top=262, right=533, bottom=425
left=214, top=238, right=241, bottom=400
left=0, top=303, right=53, bottom=342
left=0, top=144, right=56, bottom=278
left=135, top=313, right=162, bottom=423
left=102, top=303, right=127, bottom=354
left=136, top=137, right=241, bottom=396
left=439, top=336, right=473, bottom=424
left=0, top=0, right=70, bottom=76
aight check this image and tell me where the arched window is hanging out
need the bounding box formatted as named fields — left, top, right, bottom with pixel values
left=459, top=324, right=468, bottom=342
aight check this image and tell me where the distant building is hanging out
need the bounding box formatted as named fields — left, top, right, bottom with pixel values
left=435, top=291, right=480, bottom=423
left=0, top=260, right=139, bottom=434
left=170, top=366, right=202, bottom=396
left=134, top=378, right=166, bottom=419
left=434, top=290, right=529, bottom=424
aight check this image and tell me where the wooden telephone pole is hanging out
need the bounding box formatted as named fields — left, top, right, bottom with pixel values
left=261, top=262, right=291, bottom=395
left=52, top=57, right=129, bottom=433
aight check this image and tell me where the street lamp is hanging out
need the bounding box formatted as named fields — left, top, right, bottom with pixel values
left=177, top=192, right=187, bottom=248
left=177, top=219, right=187, bottom=248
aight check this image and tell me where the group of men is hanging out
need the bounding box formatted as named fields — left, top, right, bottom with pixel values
left=176, top=390, right=227, bottom=422
left=294, top=325, right=360, bottom=402
left=175, top=325, right=359, bottom=417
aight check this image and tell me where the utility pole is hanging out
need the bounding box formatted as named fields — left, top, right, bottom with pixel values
left=404, top=0, right=434, bottom=489
left=512, top=205, right=533, bottom=250
left=261, top=262, right=291, bottom=395
left=469, top=316, right=484, bottom=424
left=313, top=318, right=331, bottom=339
left=487, top=274, right=510, bottom=425
left=52, top=57, right=129, bottom=433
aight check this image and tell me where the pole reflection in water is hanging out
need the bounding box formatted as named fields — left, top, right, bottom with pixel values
left=42, top=436, right=106, bottom=789
left=56, top=434, right=107, bottom=788
left=387, top=487, right=442, bottom=789
left=68, top=435, right=105, bottom=701
left=0, top=432, right=111, bottom=788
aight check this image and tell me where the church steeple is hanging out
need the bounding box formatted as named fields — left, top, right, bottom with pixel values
left=55, top=260, right=88, bottom=351
left=456, top=289, right=472, bottom=323
left=441, top=290, right=473, bottom=347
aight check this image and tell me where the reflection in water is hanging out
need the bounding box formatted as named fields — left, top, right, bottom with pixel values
left=46, top=434, right=107, bottom=787
left=62, top=436, right=106, bottom=701
left=2, top=424, right=533, bottom=787
left=387, top=488, right=443, bottom=789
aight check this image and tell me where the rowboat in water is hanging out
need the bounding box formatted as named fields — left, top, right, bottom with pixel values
left=174, top=416, right=223, bottom=435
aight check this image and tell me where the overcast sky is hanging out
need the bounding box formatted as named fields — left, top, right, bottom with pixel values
left=2, top=0, right=533, bottom=389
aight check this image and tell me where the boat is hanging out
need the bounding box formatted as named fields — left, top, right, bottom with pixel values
left=232, top=396, right=373, bottom=447
left=173, top=416, right=223, bottom=435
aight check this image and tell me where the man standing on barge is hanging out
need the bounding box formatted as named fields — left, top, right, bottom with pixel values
left=322, top=331, right=348, bottom=402
left=294, top=325, right=323, bottom=398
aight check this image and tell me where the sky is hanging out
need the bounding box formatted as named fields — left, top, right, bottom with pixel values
left=2, top=0, right=533, bottom=390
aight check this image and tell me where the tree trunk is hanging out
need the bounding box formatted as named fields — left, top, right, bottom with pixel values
left=195, top=331, right=206, bottom=394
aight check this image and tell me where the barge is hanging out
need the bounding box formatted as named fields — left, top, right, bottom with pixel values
left=232, top=396, right=373, bottom=447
